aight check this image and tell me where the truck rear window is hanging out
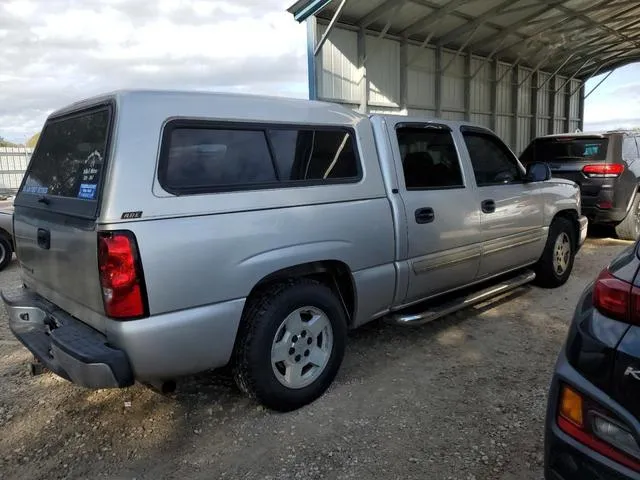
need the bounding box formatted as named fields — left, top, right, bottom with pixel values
left=522, top=137, right=608, bottom=164
left=22, top=107, right=110, bottom=201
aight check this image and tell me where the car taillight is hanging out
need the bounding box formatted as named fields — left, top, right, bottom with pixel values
left=557, top=384, right=640, bottom=472
left=98, top=231, right=148, bottom=319
left=582, top=163, right=624, bottom=178
left=592, top=269, right=640, bottom=324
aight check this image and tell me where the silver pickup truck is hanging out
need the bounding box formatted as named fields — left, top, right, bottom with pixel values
left=3, top=90, right=587, bottom=411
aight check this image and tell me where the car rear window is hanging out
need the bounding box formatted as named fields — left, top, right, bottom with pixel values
left=526, top=137, right=609, bottom=163
left=159, top=121, right=361, bottom=194
left=22, top=107, right=111, bottom=201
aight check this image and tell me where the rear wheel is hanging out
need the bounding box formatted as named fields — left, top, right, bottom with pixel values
left=534, top=217, right=576, bottom=288
left=0, top=234, right=13, bottom=271
left=615, top=193, right=640, bottom=241
left=233, top=278, right=347, bottom=412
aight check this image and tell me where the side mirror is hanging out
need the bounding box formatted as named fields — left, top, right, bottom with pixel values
left=525, top=162, right=551, bottom=182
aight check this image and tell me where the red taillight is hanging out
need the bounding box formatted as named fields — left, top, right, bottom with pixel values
left=593, top=268, right=640, bottom=325
left=582, top=163, right=624, bottom=178
left=98, top=231, right=148, bottom=319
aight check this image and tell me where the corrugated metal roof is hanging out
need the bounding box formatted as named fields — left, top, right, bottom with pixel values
left=288, top=0, right=640, bottom=79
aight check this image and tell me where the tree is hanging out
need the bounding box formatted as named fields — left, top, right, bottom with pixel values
left=26, top=132, right=40, bottom=148
left=0, top=136, right=17, bottom=147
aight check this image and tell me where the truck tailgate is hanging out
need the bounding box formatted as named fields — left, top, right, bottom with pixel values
left=12, top=104, right=114, bottom=333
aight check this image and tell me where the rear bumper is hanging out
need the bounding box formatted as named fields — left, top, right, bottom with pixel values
left=3, top=288, right=133, bottom=388
left=3, top=287, right=246, bottom=387
left=578, top=215, right=588, bottom=249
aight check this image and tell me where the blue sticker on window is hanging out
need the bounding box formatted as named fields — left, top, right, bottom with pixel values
left=78, top=183, right=98, bottom=200
left=23, top=185, right=48, bottom=195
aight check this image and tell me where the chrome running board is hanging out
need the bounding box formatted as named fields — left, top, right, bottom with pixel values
left=388, top=270, right=536, bottom=326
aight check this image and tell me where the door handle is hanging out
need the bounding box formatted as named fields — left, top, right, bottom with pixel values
left=415, top=207, right=435, bottom=224
left=37, top=228, right=50, bottom=250
left=481, top=199, right=496, bottom=214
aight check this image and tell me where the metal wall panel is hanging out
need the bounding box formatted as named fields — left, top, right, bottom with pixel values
left=537, top=118, right=549, bottom=137
left=554, top=119, right=565, bottom=132
left=366, top=35, right=400, bottom=106
left=317, top=25, right=360, bottom=104
left=442, top=110, right=465, bottom=121
left=312, top=23, right=586, bottom=153
left=569, top=80, right=581, bottom=118
left=442, top=51, right=465, bottom=110
left=471, top=113, right=492, bottom=128
left=517, top=117, right=531, bottom=154
left=407, top=46, right=436, bottom=109
left=408, top=108, right=437, bottom=118
left=470, top=57, right=491, bottom=113
left=496, top=62, right=512, bottom=114
left=569, top=120, right=580, bottom=132
left=495, top=115, right=512, bottom=143
left=518, top=68, right=532, bottom=115
left=538, top=73, right=550, bottom=117
left=555, top=76, right=566, bottom=119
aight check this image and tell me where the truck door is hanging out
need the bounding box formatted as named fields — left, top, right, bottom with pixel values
left=459, top=126, right=545, bottom=279
left=391, top=122, right=482, bottom=305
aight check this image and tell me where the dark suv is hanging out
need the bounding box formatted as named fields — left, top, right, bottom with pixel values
left=545, top=241, right=640, bottom=479
left=521, top=131, right=640, bottom=240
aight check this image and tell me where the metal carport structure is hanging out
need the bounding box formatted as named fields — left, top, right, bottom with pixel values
left=287, top=0, right=640, bottom=153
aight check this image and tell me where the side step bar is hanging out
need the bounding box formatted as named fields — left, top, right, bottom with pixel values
left=388, top=270, right=536, bottom=326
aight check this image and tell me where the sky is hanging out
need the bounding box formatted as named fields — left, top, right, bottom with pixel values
left=0, top=0, right=638, bottom=143
left=0, top=0, right=308, bottom=143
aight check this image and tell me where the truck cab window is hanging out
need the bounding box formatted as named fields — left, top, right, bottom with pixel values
left=462, top=132, right=523, bottom=186
left=396, top=127, right=464, bottom=190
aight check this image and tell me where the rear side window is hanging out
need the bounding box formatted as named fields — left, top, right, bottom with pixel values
left=269, top=129, right=358, bottom=180
left=159, top=122, right=361, bottom=194
left=163, top=128, right=276, bottom=190
left=395, top=126, right=464, bottom=189
left=22, top=108, right=110, bottom=201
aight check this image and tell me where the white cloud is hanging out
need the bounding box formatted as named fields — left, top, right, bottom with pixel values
left=0, top=0, right=307, bottom=143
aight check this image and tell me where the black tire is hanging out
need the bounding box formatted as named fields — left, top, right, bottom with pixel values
left=0, top=234, right=13, bottom=271
left=534, top=217, right=576, bottom=288
left=615, top=193, right=640, bottom=241
left=233, top=278, right=347, bottom=412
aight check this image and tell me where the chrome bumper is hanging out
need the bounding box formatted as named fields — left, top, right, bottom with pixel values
left=578, top=215, right=588, bottom=249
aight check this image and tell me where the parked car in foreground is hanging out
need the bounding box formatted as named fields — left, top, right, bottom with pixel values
left=4, top=90, right=586, bottom=411
left=520, top=131, right=640, bottom=240
left=0, top=202, right=14, bottom=271
left=545, top=241, right=640, bottom=479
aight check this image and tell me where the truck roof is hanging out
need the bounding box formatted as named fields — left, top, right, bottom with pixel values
left=49, top=89, right=367, bottom=127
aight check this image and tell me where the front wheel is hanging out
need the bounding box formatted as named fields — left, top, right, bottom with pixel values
left=534, top=217, right=576, bottom=288
left=233, top=279, right=347, bottom=412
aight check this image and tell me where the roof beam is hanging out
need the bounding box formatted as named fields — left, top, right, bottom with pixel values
left=473, top=0, right=573, bottom=51
left=547, top=2, right=640, bottom=50
left=357, top=0, right=406, bottom=28
left=401, top=0, right=479, bottom=37
left=488, top=0, right=639, bottom=60
left=436, top=0, right=518, bottom=47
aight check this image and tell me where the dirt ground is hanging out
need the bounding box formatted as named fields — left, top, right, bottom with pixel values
left=0, top=234, right=632, bottom=480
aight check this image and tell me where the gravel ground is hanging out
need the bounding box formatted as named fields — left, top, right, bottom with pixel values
left=0, top=234, right=632, bottom=480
